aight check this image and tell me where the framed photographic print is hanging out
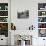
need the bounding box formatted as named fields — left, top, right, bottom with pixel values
left=17, top=10, right=29, bottom=19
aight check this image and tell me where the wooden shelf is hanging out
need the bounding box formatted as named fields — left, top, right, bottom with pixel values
left=0, top=10, right=8, bottom=11
left=38, top=28, right=46, bottom=29
left=38, top=22, right=46, bottom=23
left=38, top=16, right=46, bottom=17
left=38, top=10, right=46, bottom=11
left=0, top=22, right=8, bottom=23
left=0, top=16, right=8, bottom=17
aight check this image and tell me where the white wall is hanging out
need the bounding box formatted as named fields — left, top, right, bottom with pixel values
left=11, top=0, right=46, bottom=30
left=11, top=0, right=46, bottom=46
left=11, top=0, right=38, bottom=45
left=11, top=0, right=38, bottom=30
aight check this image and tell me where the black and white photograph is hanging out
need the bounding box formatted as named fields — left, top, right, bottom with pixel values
left=17, top=10, right=29, bottom=19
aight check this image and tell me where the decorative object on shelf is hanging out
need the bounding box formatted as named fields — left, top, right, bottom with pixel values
left=5, top=6, right=8, bottom=10
left=11, top=23, right=16, bottom=30
left=38, top=17, right=46, bottom=22
left=38, top=17, right=43, bottom=22
left=38, top=23, right=46, bottom=28
left=0, top=17, right=8, bottom=22
left=42, top=11, right=46, bottom=16
left=0, top=23, right=8, bottom=30
left=38, top=11, right=46, bottom=16
left=38, top=3, right=46, bottom=10
left=0, top=11, right=8, bottom=16
left=0, top=23, right=8, bottom=37
left=17, top=10, right=29, bottom=19
left=40, top=8, right=44, bottom=10
left=38, top=29, right=46, bottom=37
left=29, top=25, right=35, bottom=30
left=0, top=3, right=8, bottom=10
left=42, top=12, right=45, bottom=15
